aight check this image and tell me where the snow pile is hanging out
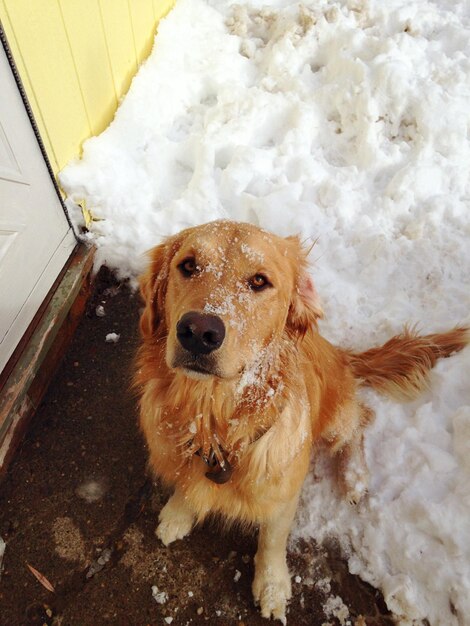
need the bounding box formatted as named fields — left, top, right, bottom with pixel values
left=60, top=1, right=470, bottom=624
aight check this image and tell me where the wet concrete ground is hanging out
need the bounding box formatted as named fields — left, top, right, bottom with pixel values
left=0, top=270, right=393, bottom=626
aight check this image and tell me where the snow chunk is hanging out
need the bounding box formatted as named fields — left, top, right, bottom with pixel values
left=151, top=585, right=169, bottom=604
left=76, top=479, right=107, bottom=503
left=323, top=595, right=350, bottom=625
left=105, top=332, right=120, bottom=343
left=0, top=536, right=5, bottom=580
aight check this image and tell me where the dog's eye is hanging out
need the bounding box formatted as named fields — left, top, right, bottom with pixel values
left=179, top=257, right=198, bottom=277
left=248, top=274, right=271, bottom=291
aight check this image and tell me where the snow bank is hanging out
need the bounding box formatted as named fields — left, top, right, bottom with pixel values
left=60, top=1, right=470, bottom=624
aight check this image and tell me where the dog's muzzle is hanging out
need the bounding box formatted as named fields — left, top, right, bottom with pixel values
left=176, top=311, right=225, bottom=356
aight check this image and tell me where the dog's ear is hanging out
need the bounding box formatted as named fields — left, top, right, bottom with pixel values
left=139, top=241, right=172, bottom=339
left=285, top=236, right=323, bottom=335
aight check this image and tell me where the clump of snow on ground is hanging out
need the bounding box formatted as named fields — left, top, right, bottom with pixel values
left=0, top=536, right=6, bottom=580
left=323, top=594, right=350, bottom=625
left=151, top=584, right=169, bottom=604
left=75, top=479, right=107, bottom=503
left=60, top=1, right=470, bottom=624
left=105, top=332, right=120, bottom=343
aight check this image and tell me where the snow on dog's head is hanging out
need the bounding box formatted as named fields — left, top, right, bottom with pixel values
left=138, top=220, right=322, bottom=380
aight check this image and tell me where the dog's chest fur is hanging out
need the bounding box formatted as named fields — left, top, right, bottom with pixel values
left=139, top=373, right=313, bottom=523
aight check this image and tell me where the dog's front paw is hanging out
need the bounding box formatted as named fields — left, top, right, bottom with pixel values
left=252, top=564, right=291, bottom=624
left=156, top=516, right=193, bottom=546
left=156, top=496, right=194, bottom=546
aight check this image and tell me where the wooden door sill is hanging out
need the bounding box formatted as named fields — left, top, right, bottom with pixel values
left=0, top=243, right=95, bottom=478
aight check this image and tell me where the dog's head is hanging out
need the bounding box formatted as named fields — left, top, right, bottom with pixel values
left=139, top=220, right=322, bottom=380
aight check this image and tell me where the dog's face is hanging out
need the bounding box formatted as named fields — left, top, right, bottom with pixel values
left=139, top=221, right=322, bottom=380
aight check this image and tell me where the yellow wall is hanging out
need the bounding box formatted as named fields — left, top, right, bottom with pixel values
left=0, top=0, right=175, bottom=175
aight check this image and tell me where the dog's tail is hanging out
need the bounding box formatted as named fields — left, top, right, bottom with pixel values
left=346, top=326, right=469, bottom=401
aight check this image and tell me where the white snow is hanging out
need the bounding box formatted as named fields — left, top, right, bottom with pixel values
left=75, top=479, right=107, bottom=503
left=323, top=594, right=350, bottom=626
left=0, top=536, right=5, bottom=579
left=60, top=1, right=470, bottom=624
left=151, top=584, right=169, bottom=604
left=105, top=332, right=120, bottom=343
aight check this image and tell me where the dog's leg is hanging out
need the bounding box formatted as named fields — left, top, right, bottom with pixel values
left=156, top=488, right=195, bottom=546
left=325, top=402, right=373, bottom=505
left=252, top=494, right=298, bottom=624
left=335, top=430, right=369, bottom=505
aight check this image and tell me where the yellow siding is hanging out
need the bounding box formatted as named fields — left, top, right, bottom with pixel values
left=58, top=0, right=117, bottom=137
left=99, top=0, right=138, bottom=101
left=130, top=0, right=157, bottom=67
left=0, top=0, right=175, bottom=175
left=154, top=0, right=174, bottom=22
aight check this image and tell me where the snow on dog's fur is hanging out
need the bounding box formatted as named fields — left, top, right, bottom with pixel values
left=134, top=220, right=468, bottom=623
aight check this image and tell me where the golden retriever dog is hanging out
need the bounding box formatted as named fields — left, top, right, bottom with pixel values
left=134, top=220, right=468, bottom=623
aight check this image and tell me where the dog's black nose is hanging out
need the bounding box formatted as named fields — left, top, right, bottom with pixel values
left=176, top=312, right=226, bottom=355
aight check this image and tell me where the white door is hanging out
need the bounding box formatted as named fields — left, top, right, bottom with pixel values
left=0, top=43, right=76, bottom=373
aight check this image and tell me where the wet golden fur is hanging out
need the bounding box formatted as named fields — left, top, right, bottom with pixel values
left=134, top=220, right=468, bottom=621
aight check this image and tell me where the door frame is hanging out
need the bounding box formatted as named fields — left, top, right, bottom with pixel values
left=0, top=27, right=92, bottom=478
left=0, top=25, right=77, bottom=236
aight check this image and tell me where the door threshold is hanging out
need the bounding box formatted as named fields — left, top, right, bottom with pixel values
left=0, top=244, right=95, bottom=478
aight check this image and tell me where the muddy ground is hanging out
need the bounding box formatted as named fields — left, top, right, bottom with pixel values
left=0, top=269, right=392, bottom=626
